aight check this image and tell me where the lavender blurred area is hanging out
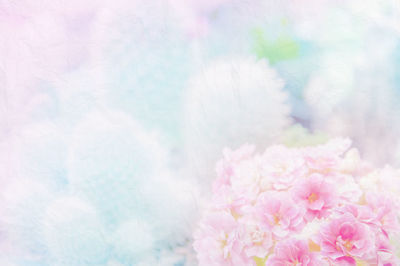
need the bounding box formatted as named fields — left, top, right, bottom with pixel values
left=1, top=0, right=400, bottom=265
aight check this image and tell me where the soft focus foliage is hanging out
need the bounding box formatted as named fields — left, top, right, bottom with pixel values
left=183, top=57, right=290, bottom=189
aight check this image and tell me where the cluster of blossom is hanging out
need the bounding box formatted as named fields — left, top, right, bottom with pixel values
left=193, top=138, right=400, bottom=265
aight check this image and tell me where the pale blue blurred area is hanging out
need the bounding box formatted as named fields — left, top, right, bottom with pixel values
left=104, top=32, right=193, bottom=146
left=392, top=41, right=400, bottom=98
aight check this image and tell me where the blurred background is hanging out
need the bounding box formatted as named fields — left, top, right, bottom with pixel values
left=1, top=0, right=400, bottom=265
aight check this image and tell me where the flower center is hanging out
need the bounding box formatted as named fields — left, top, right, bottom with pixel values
left=220, top=233, right=232, bottom=259
left=344, top=240, right=353, bottom=251
left=273, top=214, right=281, bottom=225
left=252, top=230, right=264, bottom=244
left=337, top=238, right=353, bottom=252
left=220, top=233, right=228, bottom=249
left=220, top=239, right=227, bottom=248
left=308, top=192, right=318, bottom=203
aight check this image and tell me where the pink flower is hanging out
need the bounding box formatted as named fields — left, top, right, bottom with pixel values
left=302, top=138, right=351, bottom=175
left=266, top=238, right=323, bottom=266
left=262, top=145, right=306, bottom=190
left=194, top=138, right=400, bottom=265
left=241, top=217, right=273, bottom=258
left=213, top=145, right=255, bottom=193
left=335, top=204, right=376, bottom=227
left=334, top=174, right=363, bottom=203
left=212, top=186, right=249, bottom=218
left=228, top=157, right=275, bottom=202
left=316, top=213, right=374, bottom=261
left=193, top=212, right=251, bottom=266
left=332, top=256, right=357, bottom=265
left=365, top=193, right=399, bottom=235
left=255, top=192, right=305, bottom=238
left=375, top=234, right=398, bottom=266
left=339, top=148, right=373, bottom=178
left=292, top=174, right=336, bottom=221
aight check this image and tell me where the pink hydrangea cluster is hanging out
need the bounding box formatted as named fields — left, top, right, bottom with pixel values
left=193, top=138, right=400, bottom=265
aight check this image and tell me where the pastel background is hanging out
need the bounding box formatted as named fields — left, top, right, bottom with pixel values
left=1, top=0, right=400, bottom=265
